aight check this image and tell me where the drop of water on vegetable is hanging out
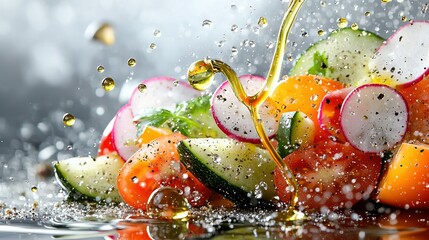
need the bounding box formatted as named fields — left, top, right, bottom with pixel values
left=62, top=113, right=75, bottom=127
left=102, top=77, right=115, bottom=91
left=351, top=23, right=359, bottom=30
left=138, top=83, right=147, bottom=93
left=147, top=187, right=190, bottom=220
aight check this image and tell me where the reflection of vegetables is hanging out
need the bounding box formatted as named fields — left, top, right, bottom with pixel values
left=136, top=95, right=224, bottom=138
left=377, top=142, right=429, bottom=209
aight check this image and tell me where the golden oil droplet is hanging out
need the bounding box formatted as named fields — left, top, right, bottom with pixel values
left=351, top=23, right=359, bottom=30
left=187, top=59, right=215, bottom=91
left=365, top=11, right=371, bottom=17
left=317, top=29, right=326, bottom=36
left=149, top=43, right=157, bottom=49
left=31, top=186, right=38, bottom=193
left=63, top=113, right=75, bottom=127
left=401, top=15, right=407, bottom=22
left=381, top=0, right=392, bottom=3
left=102, top=77, right=115, bottom=92
left=153, top=29, right=161, bottom=37
left=138, top=83, right=147, bottom=93
left=147, top=187, right=190, bottom=220
left=127, top=58, right=136, bottom=67
left=86, top=22, right=115, bottom=46
left=337, top=18, right=348, bottom=28
left=96, top=65, right=105, bottom=73
left=258, top=16, right=268, bottom=28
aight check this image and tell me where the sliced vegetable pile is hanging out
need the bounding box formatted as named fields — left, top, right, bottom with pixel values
left=55, top=21, right=429, bottom=212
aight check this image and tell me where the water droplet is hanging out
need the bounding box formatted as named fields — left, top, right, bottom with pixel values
left=187, top=59, right=215, bottom=91
left=67, top=145, right=73, bottom=150
left=202, top=19, right=212, bottom=27
left=337, top=18, right=348, bottom=28
left=266, top=41, right=274, bottom=49
left=153, top=29, right=161, bottom=37
left=31, top=186, right=38, bottom=193
left=102, top=77, right=115, bottom=91
left=96, top=65, right=105, bottom=73
left=258, top=16, right=268, bottom=28
left=127, top=58, right=136, bottom=67
left=317, top=29, right=326, bottom=36
left=63, top=113, right=75, bottom=127
left=365, top=11, right=371, bottom=17
left=149, top=43, right=157, bottom=50
left=131, top=176, right=138, bottom=184
left=231, top=46, right=238, bottom=57
left=231, top=24, right=239, bottom=32
left=351, top=23, right=359, bottom=30
left=86, top=22, right=115, bottom=46
left=147, top=187, right=190, bottom=220
left=138, top=83, right=147, bottom=93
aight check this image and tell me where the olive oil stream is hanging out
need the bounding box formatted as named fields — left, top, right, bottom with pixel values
left=188, top=0, right=305, bottom=220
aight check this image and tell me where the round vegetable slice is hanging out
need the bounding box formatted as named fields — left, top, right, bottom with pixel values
left=274, top=140, right=382, bottom=211
left=340, top=84, right=408, bottom=153
left=211, top=75, right=278, bottom=143
left=290, top=28, right=384, bottom=86
left=113, top=104, right=139, bottom=161
left=129, top=76, right=201, bottom=117
left=369, top=21, right=429, bottom=88
left=377, top=142, right=429, bottom=209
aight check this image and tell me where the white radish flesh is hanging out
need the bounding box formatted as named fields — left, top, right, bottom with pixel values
left=340, top=84, right=408, bottom=153
left=113, top=104, right=139, bottom=161
left=211, top=75, right=278, bottom=143
left=369, top=21, right=429, bottom=88
left=129, top=76, right=201, bottom=117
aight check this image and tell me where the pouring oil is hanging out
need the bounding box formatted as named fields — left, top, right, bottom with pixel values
left=187, top=0, right=306, bottom=221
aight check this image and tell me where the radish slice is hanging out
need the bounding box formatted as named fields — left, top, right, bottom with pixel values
left=112, top=104, right=139, bottom=161
left=318, top=87, right=353, bottom=142
left=211, top=74, right=278, bottom=143
left=129, top=76, right=201, bottom=117
left=340, top=84, right=408, bottom=153
left=369, top=21, right=429, bottom=88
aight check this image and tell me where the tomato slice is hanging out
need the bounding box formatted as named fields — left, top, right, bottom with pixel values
left=317, top=87, right=353, bottom=142
left=117, top=133, right=213, bottom=210
left=98, top=117, right=117, bottom=157
left=274, top=140, right=382, bottom=211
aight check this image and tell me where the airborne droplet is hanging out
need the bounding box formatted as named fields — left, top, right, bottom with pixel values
left=62, top=113, right=75, bottom=127
left=337, top=18, right=348, bottom=28
left=102, top=77, right=115, bottom=92
left=96, top=65, right=105, bottom=73
left=258, top=16, right=268, bottom=28
left=127, top=58, right=137, bottom=67
left=85, top=22, right=115, bottom=46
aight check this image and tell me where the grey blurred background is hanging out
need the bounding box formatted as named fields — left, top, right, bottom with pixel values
left=0, top=0, right=425, bottom=183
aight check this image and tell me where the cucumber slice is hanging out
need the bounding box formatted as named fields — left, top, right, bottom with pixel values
left=275, top=111, right=315, bottom=158
left=178, top=138, right=277, bottom=208
left=54, top=153, right=124, bottom=203
left=290, top=28, right=384, bottom=86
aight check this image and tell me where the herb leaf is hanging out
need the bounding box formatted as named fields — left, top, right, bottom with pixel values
left=308, top=51, right=332, bottom=77
left=135, top=109, right=174, bottom=136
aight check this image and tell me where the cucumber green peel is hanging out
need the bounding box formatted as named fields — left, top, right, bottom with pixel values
left=178, top=138, right=277, bottom=208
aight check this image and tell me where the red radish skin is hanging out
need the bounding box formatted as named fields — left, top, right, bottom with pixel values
left=369, top=21, right=429, bottom=88
left=340, top=84, right=408, bottom=153
left=113, top=104, right=139, bottom=161
left=211, top=75, right=278, bottom=143
left=98, top=117, right=117, bottom=157
left=129, top=76, right=201, bottom=117
left=318, top=87, right=353, bottom=142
